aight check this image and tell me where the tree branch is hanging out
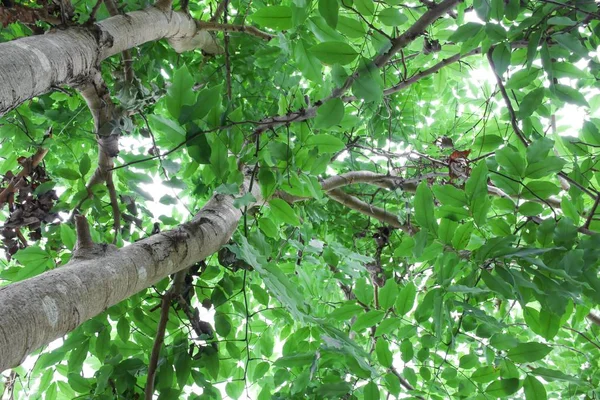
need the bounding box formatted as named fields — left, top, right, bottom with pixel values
left=486, top=51, right=529, bottom=147
left=326, top=188, right=414, bottom=233
left=145, top=269, right=190, bottom=400
left=197, top=21, right=274, bottom=41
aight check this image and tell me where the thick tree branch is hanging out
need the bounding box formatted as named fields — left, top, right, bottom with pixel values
left=0, top=175, right=263, bottom=372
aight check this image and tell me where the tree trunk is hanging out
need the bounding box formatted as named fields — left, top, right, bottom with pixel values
left=0, top=180, right=261, bottom=372
left=0, top=7, right=195, bottom=116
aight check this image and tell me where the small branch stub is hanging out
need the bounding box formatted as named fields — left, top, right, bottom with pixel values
left=72, top=215, right=117, bottom=260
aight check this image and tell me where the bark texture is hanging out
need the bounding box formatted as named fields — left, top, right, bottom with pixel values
left=0, top=180, right=261, bottom=372
left=0, top=8, right=196, bottom=116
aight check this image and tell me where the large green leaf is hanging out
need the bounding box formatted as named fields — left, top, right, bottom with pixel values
left=250, top=6, right=293, bottom=30
left=309, top=42, right=358, bottom=65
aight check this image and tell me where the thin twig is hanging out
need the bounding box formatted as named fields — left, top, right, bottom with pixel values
left=210, top=0, right=228, bottom=22
left=106, top=172, right=121, bottom=243
left=486, top=51, right=529, bottom=147
left=197, top=21, right=274, bottom=41
left=145, top=270, right=188, bottom=400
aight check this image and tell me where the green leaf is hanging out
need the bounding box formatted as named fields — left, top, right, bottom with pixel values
left=552, top=84, right=590, bottom=107
left=79, top=153, right=91, bottom=177
left=414, top=182, right=438, bottom=234
left=186, top=128, right=211, bottom=164
left=55, top=168, right=81, bottom=180
left=524, top=375, right=547, bottom=400
left=179, top=84, right=223, bottom=125
left=518, top=87, right=545, bottom=118
left=209, top=135, right=229, bottom=179
left=465, top=162, right=489, bottom=203
left=525, top=157, right=566, bottom=179
left=148, top=115, right=186, bottom=143
left=363, top=381, right=380, bottom=400
left=526, top=137, right=554, bottom=163
left=309, top=42, right=358, bottom=65
left=552, top=62, right=590, bottom=79
left=352, top=310, right=385, bottom=331
left=495, top=147, right=525, bottom=177
left=67, top=373, right=91, bottom=393
left=395, top=282, right=416, bottom=315
left=530, top=367, right=581, bottom=383
left=252, top=362, right=270, bottom=381
left=269, top=199, right=301, bottom=226
left=375, top=339, right=393, bottom=368
left=432, top=185, right=468, bottom=207
left=294, top=40, right=322, bottom=82
left=505, top=68, right=541, bottom=90
left=485, top=378, right=520, bottom=397
left=167, top=65, right=196, bottom=120
left=318, top=0, right=338, bottom=28
left=352, top=59, right=383, bottom=103
left=491, top=43, right=511, bottom=77
left=337, top=16, right=366, bottom=38
left=507, top=342, right=552, bottom=363
left=226, top=381, right=244, bottom=399
left=519, top=202, right=544, bottom=216
left=471, top=366, right=501, bottom=383
left=553, top=33, right=589, bottom=58
left=522, top=181, right=560, bottom=200
left=13, top=246, right=51, bottom=270
left=314, top=99, right=344, bottom=129
left=251, top=6, right=293, bottom=30
left=378, top=279, right=398, bottom=309
left=378, top=8, right=407, bottom=26
left=328, top=303, right=363, bottom=320
left=449, top=22, right=483, bottom=43
left=60, top=224, right=76, bottom=250
left=354, top=0, right=374, bottom=15
left=306, top=134, right=346, bottom=153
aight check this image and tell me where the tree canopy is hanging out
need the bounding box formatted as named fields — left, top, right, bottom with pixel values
left=1, top=0, right=600, bottom=398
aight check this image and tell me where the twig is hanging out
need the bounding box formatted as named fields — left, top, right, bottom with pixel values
left=145, top=270, right=188, bottom=400
left=197, top=21, right=274, bottom=41
left=587, top=312, right=600, bottom=326
left=106, top=172, right=121, bottom=243
left=390, top=365, right=424, bottom=399
left=486, top=51, right=529, bottom=147
left=88, top=0, right=104, bottom=21
left=583, top=196, right=600, bottom=229
left=223, top=0, right=232, bottom=102
left=210, top=0, right=228, bottom=22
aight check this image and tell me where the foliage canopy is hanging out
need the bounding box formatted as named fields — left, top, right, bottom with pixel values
left=1, top=0, right=600, bottom=399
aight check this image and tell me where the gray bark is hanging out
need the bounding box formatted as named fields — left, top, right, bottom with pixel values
left=0, top=181, right=261, bottom=372
left=0, top=8, right=196, bottom=116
